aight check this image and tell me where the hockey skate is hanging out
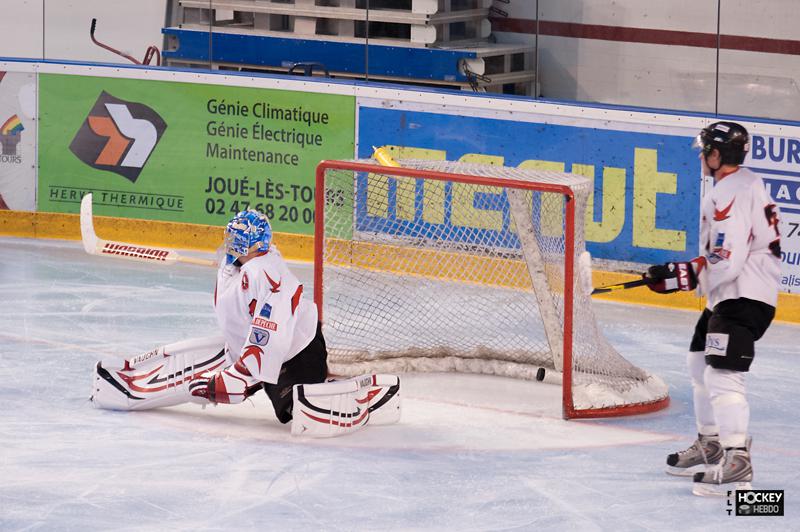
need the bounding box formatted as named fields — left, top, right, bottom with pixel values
left=692, top=446, right=753, bottom=497
left=665, top=433, right=722, bottom=476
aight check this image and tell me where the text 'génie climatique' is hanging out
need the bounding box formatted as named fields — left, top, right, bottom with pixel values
left=205, top=99, right=329, bottom=154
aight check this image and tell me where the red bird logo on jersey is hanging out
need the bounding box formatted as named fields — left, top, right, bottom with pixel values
left=291, top=285, right=303, bottom=315
left=240, top=345, right=263, bottom=374
left=241, top=272, right=249, bottom=290
left=265, top=273, right=281, bottom=293
left=714, top=199, right=735, bottom=221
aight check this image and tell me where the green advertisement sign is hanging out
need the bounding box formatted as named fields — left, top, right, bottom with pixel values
left=38, top=73, right=355, bottom=234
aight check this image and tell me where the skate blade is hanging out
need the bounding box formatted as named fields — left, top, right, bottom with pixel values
left=692, top=481, right=752, bottom=497
left=665, top=463, right=713, bottom=477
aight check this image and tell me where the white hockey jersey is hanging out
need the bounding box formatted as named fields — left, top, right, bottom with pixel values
left=696, top=167, right=782, bottom=308
left=213, top=245, right=318, bottom=384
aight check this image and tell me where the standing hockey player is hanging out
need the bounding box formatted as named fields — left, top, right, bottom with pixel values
left=643, top=122, right=781, bottom=496
left=91, top=209, right=400, bottom=436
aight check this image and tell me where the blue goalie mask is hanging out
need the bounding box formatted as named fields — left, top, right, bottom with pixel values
left=224, top=209, right=272, bottom=265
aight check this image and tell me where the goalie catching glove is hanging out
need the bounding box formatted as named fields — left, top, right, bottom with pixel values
left=643, top=258, right=705, bottom=294
left=188, top=360, right=261, bottom=405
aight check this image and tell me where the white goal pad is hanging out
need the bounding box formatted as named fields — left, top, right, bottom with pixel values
left=291, top=374, right=401, bottom=438
left=91, top=336, right=228, bottom=411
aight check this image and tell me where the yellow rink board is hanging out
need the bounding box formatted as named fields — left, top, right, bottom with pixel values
left=1, top=210, right=797, bottom=324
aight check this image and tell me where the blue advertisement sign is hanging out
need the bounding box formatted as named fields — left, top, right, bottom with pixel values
left=747, top=134, right=800, bottom=292
left=357, top=107, right=699, bottom=265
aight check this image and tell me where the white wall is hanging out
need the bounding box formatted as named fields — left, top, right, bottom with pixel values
left=524, top=0, right=798, bottom=39
left=0, top=1, right=797, bottom=120
left=0, top=0, right=45, bottom=58
left=0, top=0, right=165, bottom=64
left=536, top=1, right=718, bottom=32
left=495, top=0, right=800, bottom=121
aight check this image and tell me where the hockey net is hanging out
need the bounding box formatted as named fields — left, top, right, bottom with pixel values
left=314, top=159, right=669, bottom=419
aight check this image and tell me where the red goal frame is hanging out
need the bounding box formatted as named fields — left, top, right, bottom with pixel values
left=314, top=160, right=669, bottom=420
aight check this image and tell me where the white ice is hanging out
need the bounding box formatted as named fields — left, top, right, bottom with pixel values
left=1, top=237, right=798, bottom=530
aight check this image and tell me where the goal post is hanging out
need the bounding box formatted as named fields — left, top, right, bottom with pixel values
left=314, top=159, right=669, bottom=419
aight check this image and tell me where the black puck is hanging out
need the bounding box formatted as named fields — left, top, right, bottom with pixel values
left=536, top=368, right=546, bottom=381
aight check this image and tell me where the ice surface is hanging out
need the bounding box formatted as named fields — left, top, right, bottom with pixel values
left=1, top=237, right=798, bottom=530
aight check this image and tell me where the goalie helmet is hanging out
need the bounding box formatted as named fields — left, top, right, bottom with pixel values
left=224, top=209, right=272, bottom=265
left=693, top=121, right=750, bottom=166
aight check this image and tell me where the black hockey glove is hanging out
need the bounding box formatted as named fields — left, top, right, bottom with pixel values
left=642, top=260, right=700, bottom=294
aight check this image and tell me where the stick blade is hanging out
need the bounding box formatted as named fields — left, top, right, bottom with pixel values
left=578, top=251, right=594, bottom=296
left=79, top=192, right=217, bottom=268
left=80, top=193, right=100, bottom=255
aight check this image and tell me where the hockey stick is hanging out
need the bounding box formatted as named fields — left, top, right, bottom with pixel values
left=577, top=251, right=650, bottom=295
left=80, top=193, right=217, bottom=267
left=590, top=278, right=650, bottom=295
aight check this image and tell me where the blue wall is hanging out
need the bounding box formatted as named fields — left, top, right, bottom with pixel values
left=358, top=107, right=699, bottom=264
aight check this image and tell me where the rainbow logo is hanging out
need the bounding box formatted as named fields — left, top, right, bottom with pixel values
left=1, top=115, right=24, bottom=135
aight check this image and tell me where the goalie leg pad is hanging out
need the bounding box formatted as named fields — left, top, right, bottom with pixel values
left=91, top=336, right=227, bottom=411
left=363, top=374, right=402, bottom=426
left=291, top=374, right=401, bottom=438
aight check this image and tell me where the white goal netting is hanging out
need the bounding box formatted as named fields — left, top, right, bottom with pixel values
left=315, top=159, right=668, bottom=418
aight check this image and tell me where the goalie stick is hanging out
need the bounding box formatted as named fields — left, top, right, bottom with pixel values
left=80, top=193, right=217, bottom=267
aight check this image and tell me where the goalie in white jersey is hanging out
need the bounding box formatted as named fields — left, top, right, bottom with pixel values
left=643, top=122, right=781, bottom=496
left=91, top=209, right=400, bottom=436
